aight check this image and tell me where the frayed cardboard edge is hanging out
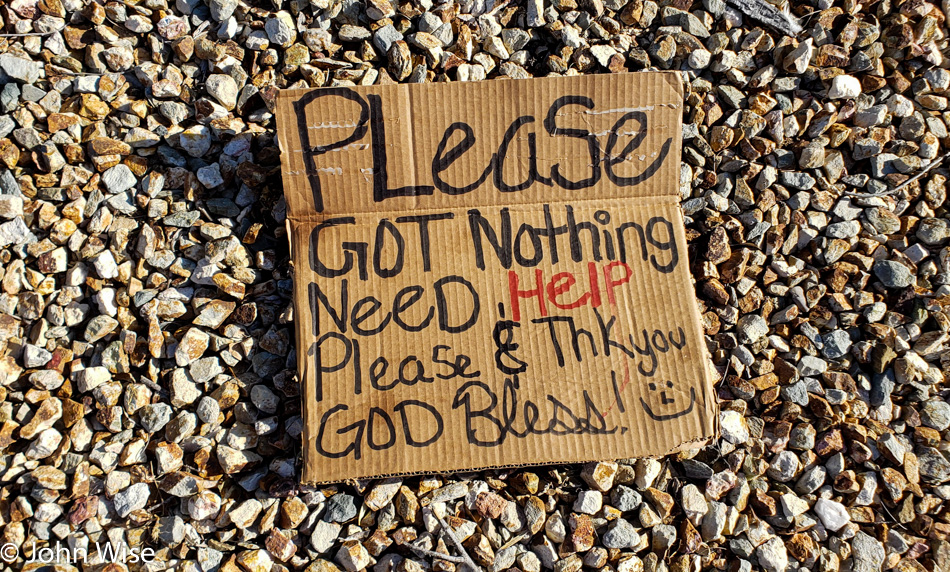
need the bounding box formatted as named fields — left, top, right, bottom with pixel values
left=299, top=439, right=717, bottom=486
left=299, top=431, right=718, bottom=486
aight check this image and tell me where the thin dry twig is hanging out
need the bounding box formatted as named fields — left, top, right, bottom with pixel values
left=408, top=545, right=467, bottom=564
left=846, top=151, right=950, bottom=198
left=498, top=533, right=527, bottom=552
left=726, top=0, right=803, bottom=37
left=46, top=67, right=112, bottom=76
left=0, top=31, right=57, bottom=37
left=434, top=510, right=481, bottom=572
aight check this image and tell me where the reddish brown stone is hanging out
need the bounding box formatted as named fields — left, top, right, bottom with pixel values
left=815, top=429, right=844, bottom=456
left=68, top=495, right=99, bottom=526
left=265, top=528, right=296, bottom=562
left=474, top=491, right=507, bottom=519
left=569, top=513, right=595, bottom=552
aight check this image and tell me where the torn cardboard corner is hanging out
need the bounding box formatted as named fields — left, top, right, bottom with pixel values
left=276, top=72, right=719, bottom=484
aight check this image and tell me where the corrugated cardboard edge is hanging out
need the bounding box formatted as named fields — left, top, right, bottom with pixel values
left=276, top=73, right=721, bottom=485
left=300, top=437, right=719, bottom=485
left=309, top=456, right=717, bottom=486
left=277, top=120, right=316, bottom=474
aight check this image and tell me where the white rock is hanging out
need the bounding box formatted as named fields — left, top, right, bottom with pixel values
left=311, top=520, right=342, bottom=553
left=102, top=164, right=137, bottom=194
left=27, top=428, right=63, bottom=459
left=590, top=45, right=617, bottom=67
left=78, top=366, right=111, bottom=393
left=191, top=258, right=221, bottom=286
left=30, top=370, right=64, bottom=391
left=197, top=163, right=224, bottom=188
left=34, top=503, right=64, bottom=523
left=0, top=53, right=43, bottom=83
left=95, top=288, right=118, bottom=316
left=170, top=370, right=201, bottom=408
left=828, top=74, right=861, bottom=99
left=229, top=499, right=263, bottom=529
left=484, top=36, right=509, bottom=60
left=365, top=478, right=402, bottom=511
left=92, top=251, right=119, bottom=279
left=188, top=491, right=222, bottom=521
left=780, top=493, right=809, bottom=517
left=799, top=355, right=828, bottom=377
left=688, top=49, right=712, bottom=69
left=887, top=93, right=915, bottom=117
left=65, top=263, right=89, bottom=286
left=756, top=536, right=788, bottom=572
left=0, top=217, right=36, bottom=247
left=720, top=410, right=750, bottom=444
left=0, top=195, right=24, bottom=219
left=573, top=490, right=603, bottom=515
left=783, top=39, right=813, bottom=74
left=562, top=26, right=584, bottom=49
left=336, top=540, right=371, bottom=572
left=736, top=314, right=768, bottom=344
left=74, top=75, right=99, bottom=92
left=206, top=74, right=238, bottom=110
left=855, top=104, right=888, bottom=128
left=197, top=396, right=221, bottom=424
left=680, top=484, right=709, bottom=525
left=701, top=501, right=727, bottom=541
left=814, top=498, right=850, bottom=531
left=526, top=0, right=545, bottom=27
left=207, top=0, right=237, bottom=20
left=114, top=482, right=151, bottom=518
left=179, top=125, right=211, bottom=157
left=22, top=344, right=52, bottom=368
left=265, top=12, right=296, bottom=47
left=125, top=15, right=153, bottom=33
left=634, top=458, right=662, bottom=489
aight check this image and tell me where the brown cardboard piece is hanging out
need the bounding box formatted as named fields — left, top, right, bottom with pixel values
left=277, top=72, right=718, bottom=484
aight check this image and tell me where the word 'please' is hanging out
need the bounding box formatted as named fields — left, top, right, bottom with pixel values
left=293, top=89, right=673, bottom=212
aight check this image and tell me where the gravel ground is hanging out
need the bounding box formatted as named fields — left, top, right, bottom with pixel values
left=1, top=0, right=950, bottom=571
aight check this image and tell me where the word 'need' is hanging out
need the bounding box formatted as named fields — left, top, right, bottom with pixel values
left=293, top=88, right=674, bottom=212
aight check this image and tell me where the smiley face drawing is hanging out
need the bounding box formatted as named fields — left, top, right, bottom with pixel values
left=640, top=380, right=697, bottom=421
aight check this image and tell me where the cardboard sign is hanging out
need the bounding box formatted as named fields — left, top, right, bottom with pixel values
left=277, top=72, right=718, bottom=484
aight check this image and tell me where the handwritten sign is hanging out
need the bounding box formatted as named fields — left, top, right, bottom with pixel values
left=277, top=73, right=718, bottom=483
